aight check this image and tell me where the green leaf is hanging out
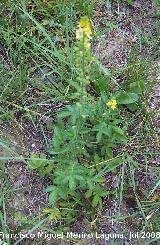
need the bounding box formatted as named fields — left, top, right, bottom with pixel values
left=29, top=153, right=46, bottom=170
left=107, top=157, right=124, bottom=172
left=46, top=186, right=55, bottom=192
left=100, top=190, right=109, bottom=197
left=92, top=70, right=109, bottom=93
left=85, top=190, right=93, bottom=198
left=69, top=177, right=76, bottom=191
left=49, top=189, right=58, bottom=204
left=126, top=103, right=139, bottom=112
left=58, top=110, right=72, bottom=119
left=111, top=126, right=124, bottom=135
left=0, top=211, right=3, bottom=221
left=48, top=208, right=62, bottom=221
left=105, top=146, right=113, bottom=158
left=53, top=126, right=63, bottom=149
left=59, top=188, right=69, bottom=199
left=92, top=194, right=101, bottom=207
left=116, top=92, right=139, bottom=104
left=125, top=0, right=133, bottom=5
left=95, top=122, right=109, bottom=142
left=96, top=130, right=103, bottom=142
left=130, top=80, right=144, bottom=94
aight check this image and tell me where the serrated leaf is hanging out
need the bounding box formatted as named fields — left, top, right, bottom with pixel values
left=111, top=126, right=124, bottom=135
left=100, top=190, right=109, bottom=197
left=92, top=194, right=101, bottom=207
left=29, top=153, right=46, bottom=169
left=85, top=190, right=93, bottom=198
left=49, top=189, right=58, bottom=204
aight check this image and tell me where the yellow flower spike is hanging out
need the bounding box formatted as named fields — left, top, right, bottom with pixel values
left=107, top=99, right=117, bottom=110
left=79, top=17, right=92, bottom=38
left=76, top=16, right=92, bottom=40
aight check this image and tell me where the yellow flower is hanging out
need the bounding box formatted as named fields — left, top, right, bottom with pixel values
left=107, top=99, right=117, bottom=110
left=79, top=17, right=92, bottom=38
left=76, top=17, right=92, bottom=40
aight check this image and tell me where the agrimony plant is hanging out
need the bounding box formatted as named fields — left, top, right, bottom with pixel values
left=29, top=16, right=139, bottom=224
